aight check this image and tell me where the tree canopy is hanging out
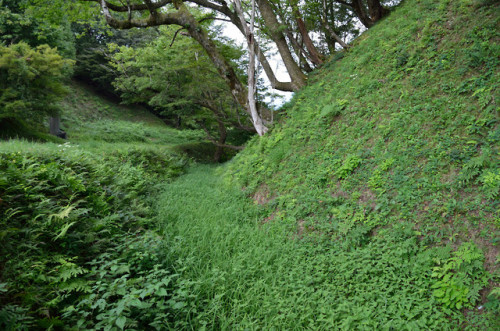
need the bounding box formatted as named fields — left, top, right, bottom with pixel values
left=110, top=25, right=254, bottom=160
left=75, top=0, right=401, bottom=134
left=0, top=0, right=402, bottom=136
left=0, top=43, right=73, bottom=125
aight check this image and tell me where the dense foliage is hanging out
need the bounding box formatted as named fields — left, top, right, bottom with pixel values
left=72, top=22, right=160, bottom=97
left=0, top=43, right=73, bottom=125
left=0, top=0, right=498, bottom=329
left=110, top=25, right=255, bottom=159
left=0, top=141, right=187, bottom=329
left=146, top=167, right=486, bottom=329
left=0, top=0, right=76, bottom=58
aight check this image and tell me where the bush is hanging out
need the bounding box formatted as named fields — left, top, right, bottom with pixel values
left=0, top=143, right=187, bottom=328
left=0, top=42, right=73, bottom=126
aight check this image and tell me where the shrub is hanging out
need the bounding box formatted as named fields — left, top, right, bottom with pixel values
left=0, top=42, right=73, bottom=126
left=0, top=144, right=187, bottom=328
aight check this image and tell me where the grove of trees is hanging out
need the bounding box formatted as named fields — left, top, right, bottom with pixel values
left=1, top=0, right=401, bottom=146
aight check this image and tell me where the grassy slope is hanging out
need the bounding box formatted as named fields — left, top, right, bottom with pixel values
left=59, top=80, right=204, bottom=147
left=226, top=0, right=499, bottom=325
left=59, top=80, right=229, bottom=162
left=154, top=166, right=455, bottom=329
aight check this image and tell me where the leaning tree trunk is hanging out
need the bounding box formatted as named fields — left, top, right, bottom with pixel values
left=350, top=0, right=375, bottom=28
left=92, top=0, right=268, bottom=135
left=367, top=0, right=389, bottom=22
left=234, top=0, right=268, bottom=136
left=257, top=0, right=307, bottom=90
left=290, top=1, right=324, bottom=66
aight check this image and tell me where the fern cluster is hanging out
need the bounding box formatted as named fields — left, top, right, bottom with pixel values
left=0, top=143, right=187, bottom=329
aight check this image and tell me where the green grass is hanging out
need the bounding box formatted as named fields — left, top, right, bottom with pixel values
left=56, top=80, right=227, bottom=162
left=60, top=80, right=165, bottom=128
left=226, top=0, right=499, bottom=327
left=106, top=165, right=483, bottom=329
left=1, top=0, right=499, bottom=329
left=59, top=80, right=205, bottom=146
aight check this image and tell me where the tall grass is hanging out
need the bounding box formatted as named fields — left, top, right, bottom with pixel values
left=153, top=166, right=471, bottom=329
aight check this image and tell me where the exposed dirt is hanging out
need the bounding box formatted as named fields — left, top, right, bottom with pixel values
left=252, top=183, right=274, bottom=205
left=331, top=181, right=349, bottom=199
left=261, top=211, right=276, bottom=225
left=359, top=188, right=377, bottom=210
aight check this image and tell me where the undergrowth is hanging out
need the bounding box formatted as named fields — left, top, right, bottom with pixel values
left=1, top=0, right=498, bottom=329
left=0, top=140, right=188, bottom=329
left=226, top=0, right=499, bottom=327
left=85, top=165, right=487, bottom=329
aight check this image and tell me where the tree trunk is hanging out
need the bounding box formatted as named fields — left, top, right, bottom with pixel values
left=189, top=0, right=298, bottom=92
left=290, top=1, right=324, bottom=66
left=367, top=0, right=389, bottom=22
left=49, top=117, right=60, bottom=136
left=321, top=0, right=349, bottom=50
left=213, top=118, right=227, bottom=162
left=234, top=0, right=268, bottom=136
left=171, top=1, right=270, bottom=134
left=175, top=7, right=247, bottom=113
left=348, top=0, right=389, bottom=28
left=257, top=0, right=307, bottom=90
left=284, top=26, right=315, bottom=70
left=350, top=0, right=374, bottom=28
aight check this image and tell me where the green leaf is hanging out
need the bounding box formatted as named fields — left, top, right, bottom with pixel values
left=50, top=205, right=74, bottom=220
left=115, top=316, right=126, bottom=330
left=433, top=289, right=445, bottom=297
left=157, top=288, right=168, bottom=296
left=53, top=221, right=76, bottom=240
left=172, top=301, right=186, bottom=309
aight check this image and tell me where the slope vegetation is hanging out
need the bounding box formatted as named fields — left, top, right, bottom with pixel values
left=227, top=0, right=499, bottom=325
left=0, top=81, right=194, bottom=329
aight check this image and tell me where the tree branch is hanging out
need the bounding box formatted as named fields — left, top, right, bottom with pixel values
left=82, top=0, right=172, bottom=12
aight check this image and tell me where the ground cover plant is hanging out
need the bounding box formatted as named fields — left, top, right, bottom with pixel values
left=0, top=0, right=498, bottom=329
left=0, top=81, right=193, bottom=328
left=143, top=166, right=475, bottom=329
left=226, top=0, right=499, bottom=327
left=58, top=164, right=490, bottom=329
left=0, top=140, right=188, bottom=329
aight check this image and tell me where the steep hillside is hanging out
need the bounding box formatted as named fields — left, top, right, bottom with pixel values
left=228, top=0, right=499, bottom=324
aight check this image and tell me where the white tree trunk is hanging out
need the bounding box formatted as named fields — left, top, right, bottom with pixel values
left=234, top=0, right=268, bottom=136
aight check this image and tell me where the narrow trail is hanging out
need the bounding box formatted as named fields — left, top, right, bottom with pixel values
left=152, top=165, right=452, bottom=329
